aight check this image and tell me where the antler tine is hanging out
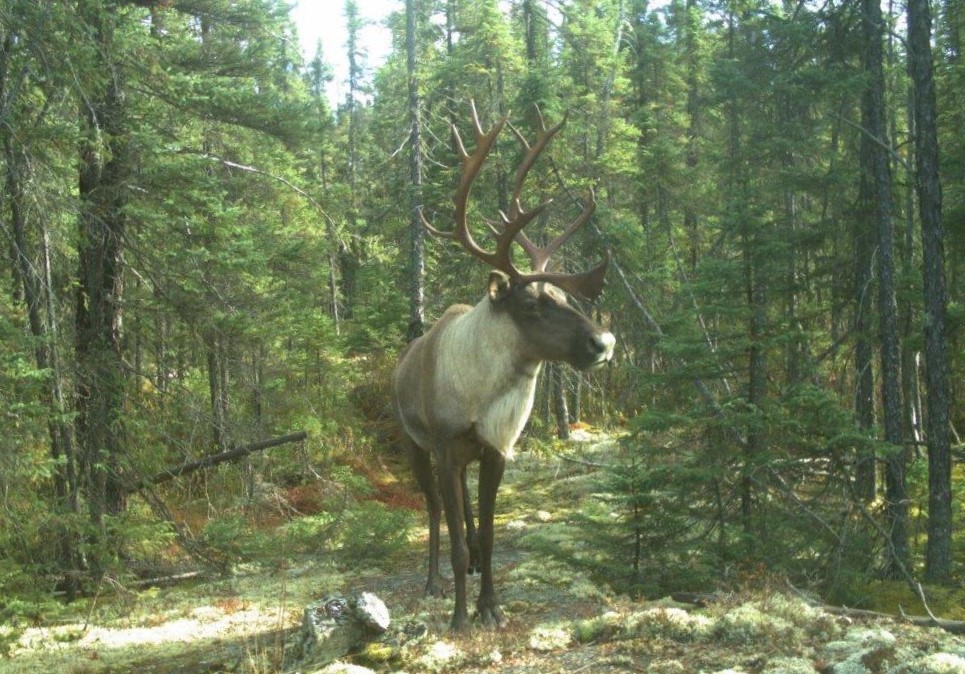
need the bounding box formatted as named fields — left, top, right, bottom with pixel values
left=422, top=100, right=512, bottom=269
left=515, top=188, right=597, bottom=272
left=505, top=108, right=568, bottom=220
left=493, top=198, right=551, bottom=270
left=502, top=105, right=580, bottom=274
left=532, top=254, right=609, bottom=301
left=419, top=207, right=455, bottom=240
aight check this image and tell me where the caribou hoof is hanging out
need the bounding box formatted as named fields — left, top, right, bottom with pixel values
left=450, top=611, right=471, bottom=632
left=475, top=602, right=507, bottom=629
left=424, top=574, right=447, bottom=598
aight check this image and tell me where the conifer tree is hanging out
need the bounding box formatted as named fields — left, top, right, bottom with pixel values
left=908, top=0, right=953, bottom=583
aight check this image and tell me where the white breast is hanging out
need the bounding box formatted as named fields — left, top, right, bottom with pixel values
left=433, top=298, right=541, bottom=457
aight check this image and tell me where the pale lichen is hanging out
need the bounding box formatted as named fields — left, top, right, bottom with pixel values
left=309, top=663, right=377, bottom=674
left=713, top=604, right=801, bottom=645
left=761, top=655, right=819, bottom=674
left=573, top=611, right=622, bottom=643
left=889, top=652, right=965, bottom=674
left=413, top=639, right=463, bottom=673
left=755, top=595, right=840, bottom=639
left=528, top=622, right=573, bottom=651
left=625, top=607, right=713, bottom=642
left=647, top=660, right=687, bottom=673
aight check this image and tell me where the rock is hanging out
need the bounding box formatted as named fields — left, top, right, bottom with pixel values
left=358, top=620, right=429, bottom=666
left=353, top=592, right=390, bottom=633
left=296, top=592, right=392, bottom=669
left=378, top=619, right=429, bottom=650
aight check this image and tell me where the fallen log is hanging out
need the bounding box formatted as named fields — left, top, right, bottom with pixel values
left=818, top=603, right=965, bottom=635
left=785, top=582, right=965, bottom=635
left=131, top=431, right=307, bottom=491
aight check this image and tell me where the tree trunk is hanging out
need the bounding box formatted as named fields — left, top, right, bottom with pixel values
left=570, top=377, right=583, bottom=425
left=743, top=225, right=767, bottom=552
left=908, top=0, right=953, bottom=583
left=853, top=215, right=876, bottom=501
left=683, top=0, right=701, bottom=272
left=724, top=7, right=764, bottom=553
left=595, top=0, right=625, bottom=160
left=860, top=0, right=907, bottom=573
left=341, top=0, right=363, bottom=319
left=943, top=0, right=962, bottom=62
left=206, top=335, right=230, bottom=452
left=405, top=0, right=425, bottom=342
left=75, top=0, right=131, bottom=576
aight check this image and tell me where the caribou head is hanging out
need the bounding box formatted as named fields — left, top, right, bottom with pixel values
left=419, top=101, right=613, bottom=372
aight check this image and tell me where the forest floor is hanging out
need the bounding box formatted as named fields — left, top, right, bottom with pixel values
left=3, top=431, right=965, bottom=674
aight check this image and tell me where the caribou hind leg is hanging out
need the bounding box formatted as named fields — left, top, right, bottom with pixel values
left=461, top=468, right=481, bottom=574
left=405, top=437, right=446, bottom=598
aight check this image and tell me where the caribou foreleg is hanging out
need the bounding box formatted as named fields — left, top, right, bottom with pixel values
left=437, top=447, right=472, bottom=631
left=475, top=445, right=506, bottom=627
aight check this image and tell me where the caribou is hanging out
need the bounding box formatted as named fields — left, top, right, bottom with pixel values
left=391, top=102, right=615, bottom=631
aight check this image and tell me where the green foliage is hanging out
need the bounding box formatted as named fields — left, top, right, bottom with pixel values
left=570, top=436, right=721, bottom=597
left=0, top=0, right=961, bottom=614
left=331, top=500, right=416, bottom=564
left=281, top=512, right=340, bottom=552
left=198, top=515, right=271, bottom=564
left=555, top=383, right=906, bottom=600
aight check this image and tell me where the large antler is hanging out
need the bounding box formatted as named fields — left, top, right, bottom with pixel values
left=420, top=101, right=607, bottom=301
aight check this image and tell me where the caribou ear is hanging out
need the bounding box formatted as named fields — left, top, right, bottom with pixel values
left=488, top=270, right=513, bottom=302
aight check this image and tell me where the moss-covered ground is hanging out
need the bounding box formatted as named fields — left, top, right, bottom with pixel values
left=2, top=433, right=963, bottom=674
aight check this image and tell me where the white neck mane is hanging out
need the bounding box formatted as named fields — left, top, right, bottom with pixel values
left=433, top=296, right=541, bottom=458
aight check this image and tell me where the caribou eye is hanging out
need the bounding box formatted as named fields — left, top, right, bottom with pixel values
left=518, top=296, right=541, bottom=317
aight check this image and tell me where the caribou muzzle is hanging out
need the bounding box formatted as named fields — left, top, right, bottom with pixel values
left=583, top=330, right=616, bottom=370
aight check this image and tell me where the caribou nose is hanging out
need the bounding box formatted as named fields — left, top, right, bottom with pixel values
left=590, top=331, right=616, bottom=360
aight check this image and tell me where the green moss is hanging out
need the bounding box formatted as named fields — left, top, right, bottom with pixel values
left=507, top=543, right=607, bottom=604
left=573, top=612, right=621, bottom=643
left=864, top=581, right=965, bottom=621
left=358, top=640, right=396, bottom=664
